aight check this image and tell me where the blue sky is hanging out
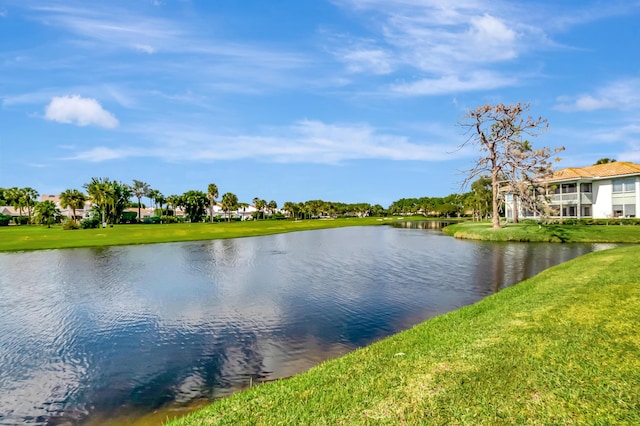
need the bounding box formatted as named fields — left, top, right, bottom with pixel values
left=2, top=1, right=640, bottom=207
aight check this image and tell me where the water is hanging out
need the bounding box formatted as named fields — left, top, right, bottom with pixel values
left=0, top=225, right=615, bottom=425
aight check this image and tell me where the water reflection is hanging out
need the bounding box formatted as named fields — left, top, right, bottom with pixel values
left=392, top=220, right=456, bottom=229
left=0, top=227, right=614, bottom=425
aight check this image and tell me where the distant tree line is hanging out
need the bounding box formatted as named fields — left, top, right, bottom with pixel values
left=0, top=173, right=499, bottom=228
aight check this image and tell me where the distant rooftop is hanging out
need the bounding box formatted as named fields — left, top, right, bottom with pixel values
left=548, top=162, right=640, bottom=182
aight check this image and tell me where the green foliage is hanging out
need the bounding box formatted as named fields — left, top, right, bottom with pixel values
left=220, top=192, right=239, bottom=221
left=80, top=217, right=100, bottom=229
left=182, top=190, right=209, bottom=222
left=13, top=216, right=29, bottom=225
left=594, top=157, right=616, bottom=165
left=62, top=218, right=80, bottom=230
left=0, top=214, right=11, bottom=226
left=59, top=188, right=87, bottom=221
left=32, top=200, right=61, bottom=227
left=160, top=215, right=181, bottom=223
left=388, top=194, right=467, bottom=217
left=84, top=177, right=132, bottom=225
left=120, top=211, right=138, bottom=223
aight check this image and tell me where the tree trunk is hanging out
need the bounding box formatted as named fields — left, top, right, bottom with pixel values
left=512, top=195, right=519, bottom=224
left=491, top=170, right=501, bottom=229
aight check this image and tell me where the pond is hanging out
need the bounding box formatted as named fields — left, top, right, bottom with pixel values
left=0, top=225, right=616, bottom=425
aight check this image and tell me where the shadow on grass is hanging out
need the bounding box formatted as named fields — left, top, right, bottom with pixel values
left=543, top=225, right=570, bottom=242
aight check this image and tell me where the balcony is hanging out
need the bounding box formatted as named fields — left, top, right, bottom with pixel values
left=549, top=192, right=593, bottom=204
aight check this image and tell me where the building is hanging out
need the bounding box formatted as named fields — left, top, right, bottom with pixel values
left=40, top=194, right=92, bottom=220
left=505, top=162, right=640, bottom=220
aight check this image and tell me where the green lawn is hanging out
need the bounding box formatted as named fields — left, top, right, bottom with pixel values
left=443, top=221, right=640, bottom=243
left=168, top=245, right=640, bottom=425
left=0, top=218, right=394, bottom=252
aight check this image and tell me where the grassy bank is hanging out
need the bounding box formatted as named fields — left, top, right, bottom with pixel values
left=0, top=218, right=398, bottom=252
left=443, top=221, right=640, bottom=243
left=169, top=245, right=640, bottom=425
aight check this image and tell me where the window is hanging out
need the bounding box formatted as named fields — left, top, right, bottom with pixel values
left=561, top=183, right=576, bottom=193
left=625, top=204, right=636, bottom=218
left=582, top=205, right=592, bottom=217
left=580, top=183, right=592, bottom=193
left=613, top=177, right=636, bottom=193
left=613, top=204, right=624, bottom=217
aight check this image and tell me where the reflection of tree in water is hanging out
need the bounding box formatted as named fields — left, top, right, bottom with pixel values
left=392, top=220, right=455, bottom=230
left=475, top=243, right=596, bottom=294
left=55, top=323, right=267, bottom=424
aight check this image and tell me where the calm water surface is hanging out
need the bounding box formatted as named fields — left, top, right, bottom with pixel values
left=0, top=225, right=616, bottom=425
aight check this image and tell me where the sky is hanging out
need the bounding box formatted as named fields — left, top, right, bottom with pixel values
left=2, top=0, right=640, bottom=207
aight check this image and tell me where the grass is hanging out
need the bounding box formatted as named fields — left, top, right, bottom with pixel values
left=442, top=221, right=640, bottom=243
left=0, top=218, right=397, bottom=252
left=168, top=245, right=640, bottom=425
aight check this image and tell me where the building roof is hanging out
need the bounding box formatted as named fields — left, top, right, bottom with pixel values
left=41, top=194, right=61, bottom=203
left=548, top=162, right=640, bottom=182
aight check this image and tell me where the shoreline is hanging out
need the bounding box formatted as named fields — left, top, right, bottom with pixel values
left=169, top=244, right=640, bottom=425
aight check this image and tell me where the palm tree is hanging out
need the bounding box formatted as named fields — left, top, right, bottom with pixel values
left=148, top=189, right=160, bottom=211
left=253, top=197, right=267, bottom=219
left=268, top=200, right=277, bottom=217
left=84, top=177, right=115, bottom=227
left=22, top=187, right=39, bottom=224
left=220, top=192, right=238, bottom=222
left=59, top=189, right=88, bottom=222
left=4, top=187, right=24, bottom=223
left=132, top=180, right=151, bottom=221
left=182, top=190, right=209, bottom=222
left=165, top=194, right=181, bottom=217
left=207, top=183, right=219, bottom=223
left=33, top=200, right=60, bottom=228
left=237, top=202, right=249, bottom=221
left=155, top=191, right=166, bottom=216
left=282, top=201, right=297, bottom=220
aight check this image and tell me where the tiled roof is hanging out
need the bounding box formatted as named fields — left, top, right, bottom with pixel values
left=548, top=162, right=640, bottom=182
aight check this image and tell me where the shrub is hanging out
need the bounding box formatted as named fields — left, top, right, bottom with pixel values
left=160, top=215, right=183, bottom=223
left=13, top=216, right=29, bottom=225
left=120, top=211, right=138, bottom=223
left=62, top=218, right=80, bottom=230
left=0, top=214, right=11, bottom=226
left=80, top=217, right=100, bottom=229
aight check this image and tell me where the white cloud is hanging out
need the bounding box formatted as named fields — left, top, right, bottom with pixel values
left=341, top=48, right=394, bottom=75
left=133, top=44, right=155, bottom=54
left=65, top=119, right=464, bottom=164
left=44, top=95, right=119, bottom=128
left=390, top=71, right=518, bottom=95
left=555, top=78, right=640, bottom=112
left=327, top=0, right=548, bottom=95
left=67, top=146, right=124, bottom=162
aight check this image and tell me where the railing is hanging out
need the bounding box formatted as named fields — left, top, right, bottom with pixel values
left=549, top=192, right=592, bottom=204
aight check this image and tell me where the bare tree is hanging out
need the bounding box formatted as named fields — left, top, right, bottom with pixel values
left=459, top=103, right=564, bottom=229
